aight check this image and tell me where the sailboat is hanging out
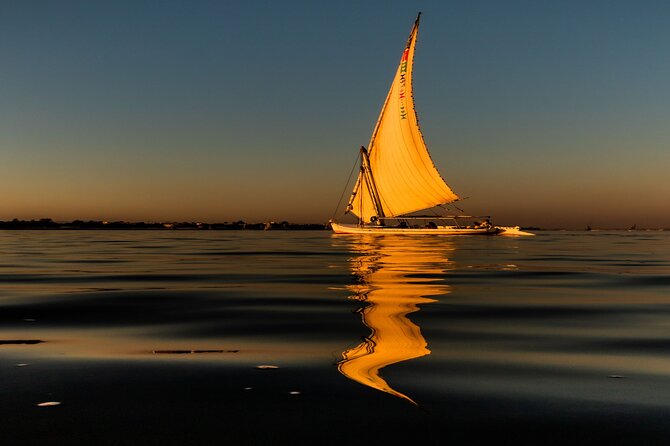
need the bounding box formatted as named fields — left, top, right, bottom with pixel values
left=330, top=13, right=533, bottom=236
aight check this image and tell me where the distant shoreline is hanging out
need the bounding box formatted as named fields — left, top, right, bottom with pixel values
left=1, top=219, right=668, bottom=231
left=0, top=219, right=328, bottom=230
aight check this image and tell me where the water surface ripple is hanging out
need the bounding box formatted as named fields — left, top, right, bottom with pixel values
left=1, top=230, right=670, bottom=445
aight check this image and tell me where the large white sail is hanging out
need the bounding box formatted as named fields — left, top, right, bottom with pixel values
left=347, top=14, right=459, bottom=223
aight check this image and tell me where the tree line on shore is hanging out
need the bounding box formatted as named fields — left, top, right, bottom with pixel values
left=0, top=218, right=329, bottom=230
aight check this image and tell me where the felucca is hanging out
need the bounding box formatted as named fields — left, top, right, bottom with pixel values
left=330, top=13, right=533, bottom=236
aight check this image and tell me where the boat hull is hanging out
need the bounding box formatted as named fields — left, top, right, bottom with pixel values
left=330, top=222, right=499, bottom=235
left=330, top=222, right=534, bottom=236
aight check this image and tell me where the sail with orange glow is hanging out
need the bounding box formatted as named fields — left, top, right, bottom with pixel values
left=346, top=13, right=459, bottom=223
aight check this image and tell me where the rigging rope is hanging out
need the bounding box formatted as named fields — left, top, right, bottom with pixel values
left=331, top=152, right=361, bottom=221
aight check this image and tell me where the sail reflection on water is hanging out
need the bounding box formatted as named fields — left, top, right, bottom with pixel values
left=336, top=235, right=453, bottom=404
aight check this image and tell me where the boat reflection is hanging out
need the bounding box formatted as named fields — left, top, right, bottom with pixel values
left=336, top=235, right=453, bottom=404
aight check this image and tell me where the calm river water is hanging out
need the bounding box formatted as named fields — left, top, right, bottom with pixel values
left=1, top=230, right=670, bottom=444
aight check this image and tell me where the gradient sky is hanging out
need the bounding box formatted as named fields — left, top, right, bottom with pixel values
left=2, top=0, right=669, bottom=229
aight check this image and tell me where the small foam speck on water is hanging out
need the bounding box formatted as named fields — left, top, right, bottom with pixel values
left=244, top=387, right=253, bottom=391
left=255, top=365, right=279, bottom=370
left=289, top=391, right=300, bottom=395
left=152, top=349, right=238, bottom=354
left=37, top=402, right=61, bottom=407
left=16, top=363, right=29, bottom=367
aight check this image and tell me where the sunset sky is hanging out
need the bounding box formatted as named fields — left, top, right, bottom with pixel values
left=2, top=0, right=669, bottom=229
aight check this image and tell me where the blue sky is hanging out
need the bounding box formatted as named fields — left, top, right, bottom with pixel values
left=2, top=0, right=669, bottom=228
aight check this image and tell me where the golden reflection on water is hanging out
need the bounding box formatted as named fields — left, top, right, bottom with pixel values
left=336, top=235, right=453, bottom=404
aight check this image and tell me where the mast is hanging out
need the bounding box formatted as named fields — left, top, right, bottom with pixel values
left=360, top=146, right=385, bottom=224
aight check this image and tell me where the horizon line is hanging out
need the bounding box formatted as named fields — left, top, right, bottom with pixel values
left=1, top=218, right=669, bottom=232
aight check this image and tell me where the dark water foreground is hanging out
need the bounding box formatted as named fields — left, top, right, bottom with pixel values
left=1, top=230, right=670, bottom=445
